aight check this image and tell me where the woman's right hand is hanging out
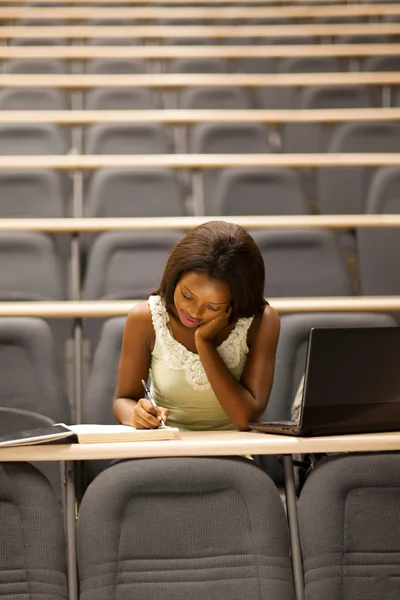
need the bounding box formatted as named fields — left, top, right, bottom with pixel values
left=132, top=398, right=170, bottom=429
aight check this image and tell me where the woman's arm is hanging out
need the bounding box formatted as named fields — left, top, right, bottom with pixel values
left=113, top=302, right=169, bottom=428
left=195, top=305, right=280, bottom=430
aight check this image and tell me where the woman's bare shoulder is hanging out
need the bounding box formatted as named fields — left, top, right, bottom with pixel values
left=124, top=300, right=155, bottom=342
left=248, top=303, right=280, bottom=346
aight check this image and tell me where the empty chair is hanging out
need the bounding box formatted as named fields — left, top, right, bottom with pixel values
left=83, top=231, right=183, bottom=300
left=0, top=318, right=70, bottom=422
left=318, top=121, right=400, bottom=214
left=336, top=34, right=390, bottom=44
left=86, top=58, right=147, bottom=74
left=259, top=311, right=396, bottom=483
left=0, top=232, right=66, bottom=300
left=85, top=123, right=171, bottom=154
left=86, top=37, right=141, bottom=46
left=298, top=453, right=400, bottom=599
left=278, top=56, right=342, bottom=74
left=77, top=457, right=296, bottom=600
left=85, top=168, right=186, bottom=218
left=283, top=85, right=372, bottom=153
left=0, top=407, right=63, bottom=501
left=207, top=167, right=309, bottom=216
left=167, top=58, right=229, bottom=73
left=0, top=123, right=69, bottom=155
left=162, top=37, right=212, bottom=46
left=363, top=55, right=400, bottom=72
left=85, top=87, right=160, bottom=110
left=357, top=167, right=400, bottom=295
left=0, top=462, right=68, bottom=599
left=0, top=169, right=65, bottom=217
left=0, top=87, right=69, bottom=111
left=12, top=38, right=67, bottom=46
left=6, top=58, right=67, bottom=74
left=179, top=86, right=252, bottom=109
left=251, top=229, right=354, bottom=296
left=189, top=122, right=270, bottom=153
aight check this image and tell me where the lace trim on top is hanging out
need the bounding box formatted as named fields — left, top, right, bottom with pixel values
left=148, top=294, right=254, bottom=391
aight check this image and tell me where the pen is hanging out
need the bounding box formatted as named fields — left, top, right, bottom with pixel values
left=141, top=379, right=166, bottom=427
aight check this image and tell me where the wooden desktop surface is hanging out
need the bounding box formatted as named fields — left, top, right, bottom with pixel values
left=0, top=430, right=400, bottom=461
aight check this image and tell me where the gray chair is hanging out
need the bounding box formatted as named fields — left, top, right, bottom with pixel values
left=77, top=457, right=296, bottom=600
left=251, top=228, right=354, bottom=297
left=298, top=453, right=400, bottom=600
left=86, top=58, right=147, bottom=74
left=85, top=87, right=160, bottom=110
left=283, top=85, right=372, bottom=153
left=178, top=86, right=253, bottom=109
left=11, top=38, right=67, bottom=46
left=259, top=312, right=397, bottom=484
left=0, top=317, right=70, bottom=422
left=278, top=56, right=341, bottom=74
left=85, top=123, right=171, bottom=154
left=318, top=121, right=400, bottom=214
left=362, top=55, right=400, bottom=72
left=0, top=87, right=69, bottom=111
left=0, top=123, right=69, bottom=155
left=357, top=167, right=400, bottom=296
left=207, top=167, right=309, bottom=216
left=189, top=122, right=270, bottom=153
left=6, top=58, right=67, bottom=74
left=0, top=461, right=68, bottom=600
left=87, top=37, right=141, bottom=46
left=167, top=58, right=230, bottom=73
left=336, top=34, right=391, bottom=44
left=0, top=169, right=66, bottom=217
left=0, top=407, right=63, bottom=502
left=85, top=168, right=186, bottom=218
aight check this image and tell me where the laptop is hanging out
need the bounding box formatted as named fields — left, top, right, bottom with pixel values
left=250, top=327, right=400, bottom=437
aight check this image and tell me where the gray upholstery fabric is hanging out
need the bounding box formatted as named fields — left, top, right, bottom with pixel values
left=208, top=167, right=309, bottom=216
left=0, top=123, right=69, bottom=155
left=0, top=407, right=63, bottom=501
left=86, top=58, right=147, bottom=74
left=0, top=317, right=70, bottom=422
left=317, top=121, right=400, bottom=214
left=179, top=86, right=252, bottom=110
left=357, top=167, right=400, bottom=295
left=0, top=169, right=65, bottom=218
left=6, top=59, right=67, bottom=74
left=85, top=88, right=160, bottom=110
left=0, top=462, right=68, bottom=600
left=363, top=55, right=400, bottom=72
left=0, top=88, right=69, bottom=111
left=85, top=168, right=186, bottom=218
left=251, top=228, right=354, bottom=297
left=298, top=452, right=400, bottom=600
left=83, top=316, right=126, bottom=483
left=167, top=58, right=229, bottom=73
left=85, top=123, right=171, bottom=154
left=258, top=312, right=397, bottom=484
left=77, top=457, right=296, bottom=600
left=189, top=122, right=270, bottom=154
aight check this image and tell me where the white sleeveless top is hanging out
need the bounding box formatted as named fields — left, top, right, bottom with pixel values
left=148, top=295, right=254, bottom=432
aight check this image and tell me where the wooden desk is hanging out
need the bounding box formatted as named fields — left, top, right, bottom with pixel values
left=1, top=4, right=400, bottom=19
left=0, top=0, right=369, bottom=5
left=0, top=43, right=399, bottom=59
left=0, top=108, right=399, bottom=126
left=0, top=23, right=397, bottom=40
left=0, top=72, right=398, bottom=88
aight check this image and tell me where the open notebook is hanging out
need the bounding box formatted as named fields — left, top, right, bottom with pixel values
left=0, top=423, right=180, bottom=447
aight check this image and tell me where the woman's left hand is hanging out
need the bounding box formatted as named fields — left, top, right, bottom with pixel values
left=194, top=306, right=233, bottom=347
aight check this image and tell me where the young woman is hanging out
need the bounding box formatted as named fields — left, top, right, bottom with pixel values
left=113, top=221, right=280, bottom=432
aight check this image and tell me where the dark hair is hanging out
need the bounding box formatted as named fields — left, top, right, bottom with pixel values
left=155, top=221, right=266, bottom=319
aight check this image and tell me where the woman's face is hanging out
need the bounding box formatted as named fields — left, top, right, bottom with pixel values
left=173, top=271, right=232, bottom=328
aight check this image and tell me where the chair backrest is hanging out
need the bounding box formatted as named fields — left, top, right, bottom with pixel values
left=86, top=58, right=147, bottom=74
left=318, top=121, right=400, bottom=214
left=167, top=58, right=229, bottom=73
left=0, top=407, right=63, bottom=501
left=0, top=232, right=66, bottom=299
left=0, top=123, right=69, bottom=155
left=278, top=56, right=341, bottom=74
left=189, top=122, right=270, bottom=153
left=298, top=452, right=400, bottom=600
left=363, top=55, right=400, bottom=72
left=179, top=86, right=252, bottom=110
left=85, top=123, right=171, bottom=154
left=357, top=167, right=400, bottom=295
left=85, top=168, right=186, bottom=218
left=77, top=457, right=296, bottom=600
left=251, top=228, right=354, bottom=297
left=208, top=167, right=309, bottom=216
left=83, top=231, right=184, bottom=300
left=0, top=461, right=68, bottom=600
left=0, top=88, right=69, bottom=111
left=0, top=169, right=65, bottom=218
left=85, top=88, right=160, bottom=110
left=6, top=58, right=67, bottom=74
left=0, top=318, right=70, bottom=422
